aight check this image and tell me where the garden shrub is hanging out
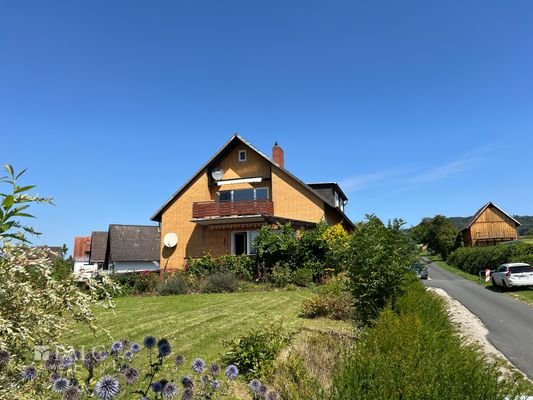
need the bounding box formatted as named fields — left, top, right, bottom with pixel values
left=223, top=323, right=295, bottom=378
left=347, top=216, right=417, bottom=325
left=202, top=271, right=238, bottom=293
left=447, top=243, right=533, bottom=275
left=187, top=254, right=255, bottom=280
left=157, top=272, right=190, bottom=295
left=331, top=281, right=528, bottom=400
left=293, top=268, right=314, bottom=287
left=111, top=271, right=160, bottom=295
left=270, top=262, right=294, bottom=287
left=300, top=273, right=354, bottom=320
left=254, top=224, right=298, bottom=277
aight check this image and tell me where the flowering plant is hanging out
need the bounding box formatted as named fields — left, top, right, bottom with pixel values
left=1, top=336, right=279, bottom=399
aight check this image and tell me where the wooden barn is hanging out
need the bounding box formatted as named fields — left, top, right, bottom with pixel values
left=461, top=202, right=521, bottom=247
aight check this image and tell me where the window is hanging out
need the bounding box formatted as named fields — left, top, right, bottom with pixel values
left=238, top=150, right=247, bottom=162
left=217, top=187, right=269, bottom=202
left=231, top=231, right=258, bottom=255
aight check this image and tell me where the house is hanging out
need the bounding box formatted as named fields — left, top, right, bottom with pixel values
left=104, top=225, right=160, bottom=273
left=461, top=202, right=521, bottom=247
left=88, top=231, right=108, bottom=270
left=73, top=236, right=96, bottom=275
left=151, top=134, right=354, bottom=271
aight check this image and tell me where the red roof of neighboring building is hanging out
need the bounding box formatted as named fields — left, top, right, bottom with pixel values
left=73, top=236, right=92, bottom=260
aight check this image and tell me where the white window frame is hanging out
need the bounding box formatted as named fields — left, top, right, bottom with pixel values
left=231, top=230, right=258, bottom=255
left=238, top=150, right=247, bottom=162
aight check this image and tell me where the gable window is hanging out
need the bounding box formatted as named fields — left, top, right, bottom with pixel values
left=231, top=231, right=258, bottom=255
left=217, top=187, right=269, bottom=202
left=238, top=150, right=247, bottom=162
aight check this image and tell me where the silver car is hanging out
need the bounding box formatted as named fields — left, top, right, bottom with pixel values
left=491, top=263, right=533, bottom=290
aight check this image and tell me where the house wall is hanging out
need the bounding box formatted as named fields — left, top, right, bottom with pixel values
left=160, top=172, right=212, bottom=271
left=112, top=261, right=160, bottom=273
left=467, top=206, right=518, bottom=246
left=73, top=260, right=97, bottom=274
left=271, top=167, right=325, bottom=222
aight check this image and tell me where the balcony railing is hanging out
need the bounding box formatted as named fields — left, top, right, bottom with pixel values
left=192, top=199, right=274, bottom=219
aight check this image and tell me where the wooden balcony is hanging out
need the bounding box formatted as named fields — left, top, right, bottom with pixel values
left=193, top=200, right=274, bottom=219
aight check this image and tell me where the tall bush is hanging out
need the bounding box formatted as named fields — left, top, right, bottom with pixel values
left=331, top=281, right=528, bottom=400
left=347, top=216, right=417, bottom=325
left=0, top=165, right=117, bottom=393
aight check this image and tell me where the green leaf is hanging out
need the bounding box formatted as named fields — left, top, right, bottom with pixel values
left=2, top=195, right=14, bottom=209
left=14, top=185, right=36, bottom=194
left=15, top=168, right=27, bottom=180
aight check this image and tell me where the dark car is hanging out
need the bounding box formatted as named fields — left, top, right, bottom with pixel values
left=412, top=262, right=429, bottom=279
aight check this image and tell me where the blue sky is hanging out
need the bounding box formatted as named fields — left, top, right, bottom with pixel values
left=1, top=1, right=532, bottom=251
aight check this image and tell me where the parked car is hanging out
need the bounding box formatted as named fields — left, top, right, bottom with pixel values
left=411, top=262, right=429, bottom=280
left=491, top=263, right=533, bottom=291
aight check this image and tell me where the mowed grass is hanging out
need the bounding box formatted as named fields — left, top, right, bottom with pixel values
left=65, top=289, right=354, bottom=363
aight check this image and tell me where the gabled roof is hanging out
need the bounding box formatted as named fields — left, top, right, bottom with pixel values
left=108, top=225, right=160, bottom=262
left=150, top=134, right=354, bottom=229
left=461, top=201, right=521, bottom=231
left=89, top=231, right=108, bottom=263
left=73, top=236, right=91, bottom=259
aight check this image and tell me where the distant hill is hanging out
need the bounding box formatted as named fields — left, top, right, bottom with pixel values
left=447, top=215, right=533, bottom=236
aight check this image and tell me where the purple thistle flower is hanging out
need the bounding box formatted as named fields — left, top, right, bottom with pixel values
left=180, top=375, right=194, bottom=389
left=225, top=364, right=239, bottom=380
left=0, top=349, right=10, bottom=366
left=158, top=342, right=172, bottom=357
left=83, top=351, right=100, bottom=369
left=162, top=382, right=178, bottom=399
left=123, top=351, right=133, bottom=362
left=144, top=335, right=157, bottom=349
left=22, top=366, right=37, bottom=381
left=122, top=367, right=139, bottom=384
left=152, top=381, right=164, bottom=392
left=175, top=355, right=184, bottom=367
left=94, top=375, right=120, bottom=399
left=249, top=379, right=261, bottom=393
left=182, top=388, right=193, bottom=400
left=63, top=385, right=82, bottom=400
left=130, top=343, right=141, bottom=353
left=111, top=341, right=123, bottom=353
left=211, top=380, right=220, bottom=391
left=61, top=356, right=75, bottom=369
left=259, top=384, right=268, bottom=396
left=208, top=363, right=220, bottom=376
left=49, top=371, right=61, bottom=382
left=191, top=358, right=205, bottom=373
left=52, top=377, right=69, bottom=393
left=121, top=339, right=131, bottom=347
left=266, top=391, right=279, bottom=400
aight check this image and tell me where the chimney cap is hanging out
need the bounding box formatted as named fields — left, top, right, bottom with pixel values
left=274, top=141, right=279, bottom=146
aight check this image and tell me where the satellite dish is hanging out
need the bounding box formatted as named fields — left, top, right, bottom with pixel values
left=163, top=232, right=178, bottom=248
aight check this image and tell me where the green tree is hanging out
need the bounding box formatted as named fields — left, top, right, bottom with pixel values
left=413, top=215, right=459, bottom=260
left=348, top=215, right=417, bottom=325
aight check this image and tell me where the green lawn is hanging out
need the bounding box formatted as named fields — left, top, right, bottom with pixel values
left=427, top=255, right=533, bottom=305
left=65, top=289, right=354, bottom=363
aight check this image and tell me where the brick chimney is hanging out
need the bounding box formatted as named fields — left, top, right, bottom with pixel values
left=272, top=142, right=284, bottom=168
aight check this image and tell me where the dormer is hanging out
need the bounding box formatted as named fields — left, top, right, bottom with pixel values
left=307, top=182, right=348, bottom=212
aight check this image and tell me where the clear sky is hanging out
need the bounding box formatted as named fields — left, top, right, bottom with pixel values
left=1, top=1, right=532, bottom=252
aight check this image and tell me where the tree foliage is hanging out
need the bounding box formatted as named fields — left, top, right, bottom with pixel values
left=348, top=215, right=417, bottom=325
left=0, top=165, right=118, bottom=394
left=412, top=215, right=460, bottom=259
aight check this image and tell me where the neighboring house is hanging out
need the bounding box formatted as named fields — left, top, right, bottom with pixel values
left=32, top=246, right=64, bottom=262
left=461, top=202, right=521, bottom=247
left=73, top=236, right=97, bottom=275
left=151, top=134, right=354, bottom=272
left=104, top=225, right=160, bottom=273
left=88, top=231, right=108, bottom=270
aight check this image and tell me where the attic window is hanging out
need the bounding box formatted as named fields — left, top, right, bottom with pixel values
left=238, top=150, right=247, bottom=162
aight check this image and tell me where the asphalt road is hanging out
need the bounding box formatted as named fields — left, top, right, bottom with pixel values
left=423, top=260, right=533, bottom=379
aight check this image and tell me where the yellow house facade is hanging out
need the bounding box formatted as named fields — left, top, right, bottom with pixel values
left=151, top=135, right=353, bottom=272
